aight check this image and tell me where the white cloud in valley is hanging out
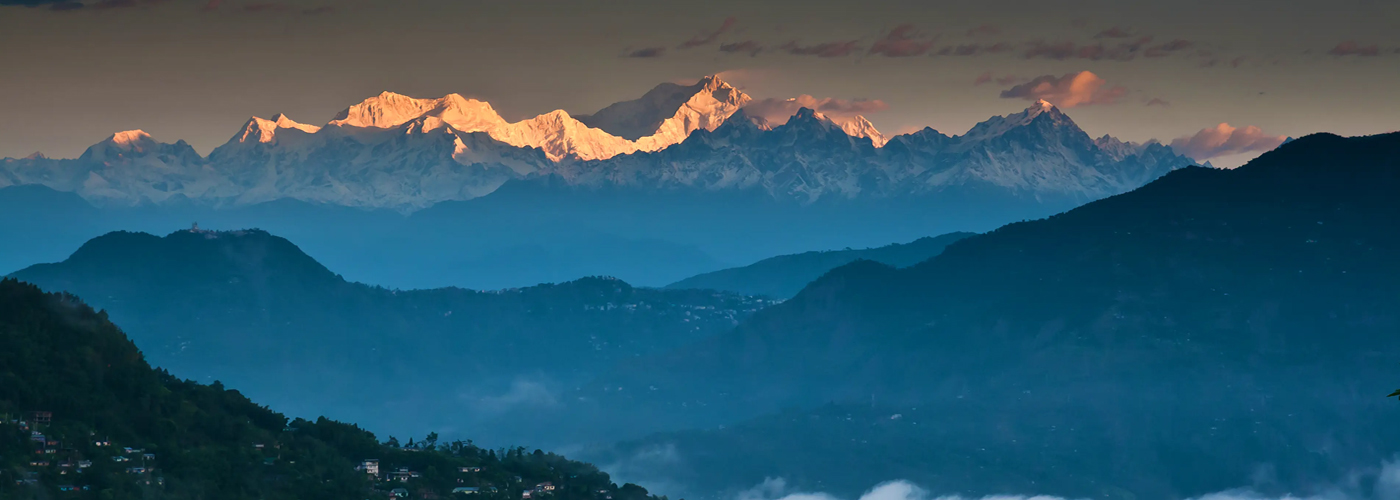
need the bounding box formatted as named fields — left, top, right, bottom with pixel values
left=735, top=459, right=1400, bottom=500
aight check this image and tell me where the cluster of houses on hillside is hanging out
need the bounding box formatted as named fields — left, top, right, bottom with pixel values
left=4, top=410, right=163, bottom=489
left=357, top=458, right=561, bottom=499
left=520, top=482, right=555, bottom=498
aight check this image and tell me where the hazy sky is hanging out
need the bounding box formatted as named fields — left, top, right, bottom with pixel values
left=2, top=0, right=1397, bottom=167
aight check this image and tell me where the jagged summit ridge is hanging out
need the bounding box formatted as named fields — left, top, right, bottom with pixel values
left=583, top=75, right=754, bottom=151
left=569, top=102, right=1196, bottom=203
left=233, top=114, right=321, bottom=145
left=328, top=91, right=507, bottom=132
left=1, top=78, right=1201, bottom=210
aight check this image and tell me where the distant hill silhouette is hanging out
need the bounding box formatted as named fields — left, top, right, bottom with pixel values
left=9, top=229, right=773, bottom=445
left=665, top=232, right=974, bottom=298
left=578, top=132, right=1400, bottom=499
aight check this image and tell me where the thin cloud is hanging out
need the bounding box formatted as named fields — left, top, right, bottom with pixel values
left=1023, top=40, right=1078, bottom=60
left=996, top=74, right=1025, bottom=85
left=1023, top=37, right=1194, bottom=62
left=966, top=24, right=1001, bottom=37
left=202, top=0, right=328, bottom=15
left=999, top=71, right=1127, bottom=108
left=241, top=2, right=284, bottom=12
left=974, top=72, right=1023, bottom=86
left=936, top=42, right=1013, bottom=56
left=1328, top=41, right=1381, bottom=56
left=743, top=95, right=889, bottom=124
left=678, top=16, right=736, bottom=49
left=1145, top=39, right=1194, bottom=58
left=1146, top=98, right=1171, bottom=107
left=1095, top=27, right=1135, bottom=39
left=624, top=47, right=666, bottom=58
left=780, top=40, right=860, bottom=58
left=869, top=24, right=936, bottom=57
left=5, top=0, right=167, bottom=9
left=719, top=40, right=764, bottom=57
left=1170, top=123, right=1287, bottom=161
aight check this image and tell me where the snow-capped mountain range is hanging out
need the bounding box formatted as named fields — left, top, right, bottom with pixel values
left=0, top=76, right=1195, bottom=211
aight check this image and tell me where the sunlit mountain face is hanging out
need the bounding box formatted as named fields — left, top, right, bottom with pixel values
left=2, top=2, right=1398, bottom=500
left=1, top=79, right=1184, bottom=211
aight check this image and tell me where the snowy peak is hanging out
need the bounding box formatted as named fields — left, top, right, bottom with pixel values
left=271, top=114, right=320, bottom=133
left=827, top=114, right=886, bottom=147
left=108, top=130, right=155, bottom=150
left=1093, top=134, right=1138, bottom=160
left=328, top=91, right=506, bottom=133
left=582, top=75, right=753, bottom=153
left=232, top=114, right=321, bottom=144
left=719, top=108, right=772, bottom=132
left=580, top=75, right=751, bottom=141
left=75, top=129, right=204, bottom=170
left=691, top=75, right=750, bottom=109
left=326, top=91, right=630, bottom=161
left=490, top=109, right=637, bottom=162
left=80, top=130, right=177, bottom=163
left=772, top=108, right=850, bottom=142
left=961, top=100, right=1078, bottom=142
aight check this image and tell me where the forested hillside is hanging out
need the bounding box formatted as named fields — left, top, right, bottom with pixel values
left=0, top=278, right=667, bottom=500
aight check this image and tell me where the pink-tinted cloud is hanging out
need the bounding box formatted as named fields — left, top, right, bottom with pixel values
left=999, top=71, right=1127, bottom=108
left=624, top=47, right=666, bottom=58
left=719, top=40, right=764, bottom=56
left=743, top=95, right=889, bottom=124
left=1095, top=27, right=1135, bottom=39
left=967, top=24, right=1001, bottom=37
left=869, top=24, right=936, bottom=57
left=974, top=71, right=994, bottom=86
left=1230, top=56, right=1247, bottom=68
left=1145, top=98, right=1170, bottom=107
left=1328, top=41, right=1380, bottom=56
left=678, top=17, right=737, bottom=49
left=936, top=42, right=1013, bottom=56
left=780, top=40, right=860, bottom=57
left=1170, top=123, right=1287, bottom=161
